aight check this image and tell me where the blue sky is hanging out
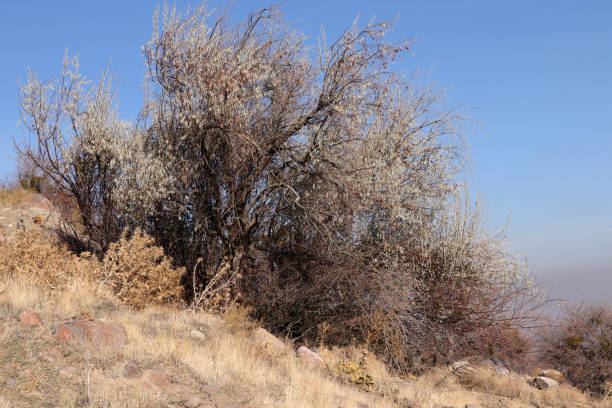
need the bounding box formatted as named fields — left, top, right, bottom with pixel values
left=0, top=1, right=610, bottom=302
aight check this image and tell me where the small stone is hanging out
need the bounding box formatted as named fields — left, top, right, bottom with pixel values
left=200, top=384, right=222, bottom=396
left=122, top=361, right=143, bottom=379
left=189, top=329, right=207, bottom=341
left=20, top=369, right=33, bottom=378
left=40, top=346, right=63, bottom=362
left=149, top=313, right=169, bottom=322
left=451, top=360, right=475, bottom=375
left=296, top=346, right=324, bottom=367
left=495, top=367, right=509, bottom=375
left=539, top=369, right=564, bottom=384
left=532, top=376, right=559, bottom=390
left=6, top=378, right=17, bottom=389
left=146, top=369, right=168, bottom=387
left=19, top=311, right=42, bottom=327
left=465, top=405, right=480, bottom=408
left=184, top=395, right=202, bottom=408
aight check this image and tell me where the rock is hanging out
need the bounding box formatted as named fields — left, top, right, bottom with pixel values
left=296, top=345, right=324, bottom=367
left=6, top=378, right=17, bottom=389
left=122, top=361, right=143, bottom=379
left=189, top=329, right=207, bottom=341
left=495, top=367, right=509, bottom=375
left=40, top=346, right=63, bottom=362
left=148, top=313, right=169, bottom=322
left=532, top=376, right=559, bottom=390
left=19, top=311, right=42, bottom=327
left=451, top=360, right=475, bottom=376
left=145, top=369, right=168, bottom=387
left=465, top=405, right=480, bottom=408
left=184, top=395, right=202, bottom=408
left=253, top=327, right=287, bottom=351
left=539, top=369, right=564, bottom=384
left=20, top=369, right=33, bottom=378
left=57, top=319, right=127, bottom=349
left=201, top=384, right=222, bottom=396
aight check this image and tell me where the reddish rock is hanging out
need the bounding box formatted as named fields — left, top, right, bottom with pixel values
left=122, top=361, right=143, bottom=379
left=40, top=346, right=63, bottom=362
left=19, top=311, right=42, bottom=327
left=296, top=346, right=324, bottom=367
left=57, top=319, right=127, bottom=349
left=20, top=369, right=33, bottom=378
left=200, top=384, right=222, bottom=396
left=184, top=395, right=202, bottom=408
left=145, top=369, right=168, bottom=387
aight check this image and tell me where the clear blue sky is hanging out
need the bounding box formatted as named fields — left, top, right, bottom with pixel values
left=0, top=1, right=610, bottom=302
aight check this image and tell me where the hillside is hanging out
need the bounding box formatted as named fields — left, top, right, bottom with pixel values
left=0, top=190, right=609, bottom=408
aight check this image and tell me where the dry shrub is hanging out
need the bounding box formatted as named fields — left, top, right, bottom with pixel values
left=0, top=230, right=100, bottom=290
left=101, top=228, right=185, bottom=310
left=540, top=302, right=612, bottom=396
left=221, top=303, right=258, bottom=334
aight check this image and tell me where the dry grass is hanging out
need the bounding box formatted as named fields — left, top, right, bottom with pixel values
left=0, top=188, right=32, bottom=207
left=1, top=230, right=609, bottom=408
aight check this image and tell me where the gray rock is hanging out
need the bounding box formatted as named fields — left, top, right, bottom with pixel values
left=532, top=376, right=559, bottom=390
left=495, top=367, right=509, bottom=375
left=296, top=346, right=324, bottom=367
left=184, top=395, right=202, bottom=408
left=253, top=327, right=287, bottom=351
left=122, top=361, right=143, bottom=379
left=189, top=329, right=207, bottom=341
left=451, top=360, right=475, bottom=375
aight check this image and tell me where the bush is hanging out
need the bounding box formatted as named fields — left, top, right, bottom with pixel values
left=540, top=303, right=611, bottom=396
left=101, top=229, right=185, bottom=310
left=0, top=230, right=100, bottom=290
left=16, top=3, right=546, bottom=374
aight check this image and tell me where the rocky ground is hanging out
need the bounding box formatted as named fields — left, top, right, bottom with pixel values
left=0, top=191, right=58, bottom=240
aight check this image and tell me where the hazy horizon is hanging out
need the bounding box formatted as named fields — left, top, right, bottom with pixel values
left=0, top=1, right=609, bottom=304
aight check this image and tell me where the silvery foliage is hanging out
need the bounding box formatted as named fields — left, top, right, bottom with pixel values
left=19, top=53, right=172, bottom=222
left=18, top=4, right=531, bottom=296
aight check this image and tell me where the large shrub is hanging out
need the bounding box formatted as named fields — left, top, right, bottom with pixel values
left=16, top=4, right=545, bottom=373
left=540, top=303, right=611, bottom=396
